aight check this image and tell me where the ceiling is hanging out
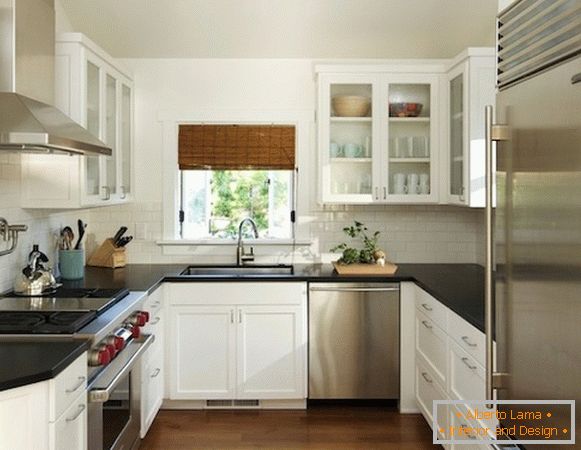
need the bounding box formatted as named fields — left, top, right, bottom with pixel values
left=59, top=0, right=498, bottom=59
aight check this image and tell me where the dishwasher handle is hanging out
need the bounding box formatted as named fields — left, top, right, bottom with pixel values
left=309, top=286, right=400, bottom=293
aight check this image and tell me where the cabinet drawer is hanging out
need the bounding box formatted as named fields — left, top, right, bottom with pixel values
left=449, top=405, right=492, bottom=449
left=50, top=353, right=87, bottom=422
left=415, top=358, right=448, bottom=436
left=415, top=288, right=447, bottom=330
left=416, top=310, right=447, bottom=386
left=449, top=340, right=485, bottom=401
left=448, top=310, right=485, bottom=366
left=50, top=391, right=87, bottom=450
left=144, top=285, right=163, bottom=313
left=168, top=282, right=307, bottom=306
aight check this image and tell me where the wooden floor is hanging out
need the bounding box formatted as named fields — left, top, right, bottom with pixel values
left=140, top=406, right=439, bottom=449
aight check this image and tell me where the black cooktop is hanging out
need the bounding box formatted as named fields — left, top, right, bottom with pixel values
left=0, top=287, right=129, bottom=334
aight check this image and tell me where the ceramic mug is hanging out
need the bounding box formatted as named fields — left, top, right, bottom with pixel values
left=330, top=142, right=342, bottom=158
left=344, top=143, right=363, bottom=158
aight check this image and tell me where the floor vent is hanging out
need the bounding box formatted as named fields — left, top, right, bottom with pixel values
left=205, top=399, right=260, bottom=408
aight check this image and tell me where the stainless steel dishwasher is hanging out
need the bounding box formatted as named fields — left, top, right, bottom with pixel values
left=308, top=282, right=399, bottom=399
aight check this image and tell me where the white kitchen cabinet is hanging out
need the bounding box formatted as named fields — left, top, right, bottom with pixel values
left=317, top=67, right=443, bottom=204
left=237, top=305, right=306, bottom=399
left=167, top=282, right=307, bottom=403
left=21, top=32, right=133, bottom=209
left=141, top=286, right=165, bottom=437
left=170, top=305, right=237, bottom=399
left=446, top=48, right=495, bottom=207
left=0, top=352, right=88, bottom=450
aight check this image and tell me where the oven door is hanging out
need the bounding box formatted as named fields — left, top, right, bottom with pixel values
left=88, top=334, right=154, bottom=450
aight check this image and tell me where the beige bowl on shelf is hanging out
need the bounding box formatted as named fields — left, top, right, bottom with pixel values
left=332, top=95, right=371, bottom=117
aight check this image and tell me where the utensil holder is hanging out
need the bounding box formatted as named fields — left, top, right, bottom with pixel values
left=59, top=249, right=85, bottom=280
left=87, top=239, right=126, bottom=269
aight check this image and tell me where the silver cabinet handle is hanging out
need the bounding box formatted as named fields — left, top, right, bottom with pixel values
left=66, top=404, right=86, bottom=423
left=485, top=105, right=510, bottom=404
left=383, top=186, right=387, bottom=200
left=230, top=309, right=234, bottom=324
left=421, top=372, right=433, bottom=384
left=150, top=301, right=161, bottom=309
left=150, top=317, right=161, bottom=325
left=421, top=320, right=432, bottom=330
left=461, top=357, right=478, bottom=370
left=151, top=368, right=161, bottom=378
left=421, top=303, right=433, bottom=311
left=310, top=287, right=400, bottom=293
left=375, top=187, right=379, bottom=200
left=572, top=72, right=581, bottom=85
left=65, top=376, right=86, bottom=394
left=461, top=336, right=477, bottom=347
left=460, top=423, right=477, bottom=439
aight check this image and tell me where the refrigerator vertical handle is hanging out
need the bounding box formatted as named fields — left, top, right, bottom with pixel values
left=484, top=105, right=494, bottom=404
left=484, top=105, right=511, bottom=405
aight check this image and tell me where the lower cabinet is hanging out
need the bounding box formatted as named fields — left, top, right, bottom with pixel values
left=167, top=282, right=308, bottom=402
left=0, top=352, right=88, bottom=450
left=140, top=285, right=165, bottom=437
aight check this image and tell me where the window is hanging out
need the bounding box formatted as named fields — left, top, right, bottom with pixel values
left=180, top=169, right=293, bottom=239
left=178, top=124, right=296, bottom=240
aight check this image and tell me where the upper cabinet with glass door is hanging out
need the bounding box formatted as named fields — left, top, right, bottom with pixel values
left=318, top=74, right=379, bottom=203
left=382, top=75, right=440, bottom=203
left=317, top=66, right=442, bottom=204
left=21, top=33, right=134, bottom=209
left=446, top=48, right=495, bottom=207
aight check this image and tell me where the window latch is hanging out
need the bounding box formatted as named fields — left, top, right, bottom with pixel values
left=178, top=210, right=185, bottom=224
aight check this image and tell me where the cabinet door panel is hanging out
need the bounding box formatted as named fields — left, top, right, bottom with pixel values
left=51, top=393, right=87, bottom=450
left=237, top=306, right=306, bottom=399
left=169, top=306, right=235, bottom=399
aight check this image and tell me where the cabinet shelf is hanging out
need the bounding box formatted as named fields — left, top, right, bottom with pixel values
left=389, top=158, right=430, bottom=163
left=330, top=117, right=372, bottom=123
left=330, top=157, right=372, bottom=163
left=389, top=117, right=430, bottom=123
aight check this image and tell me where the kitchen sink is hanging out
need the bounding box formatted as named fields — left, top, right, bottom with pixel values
left=180, top=264, right=294, bottom=276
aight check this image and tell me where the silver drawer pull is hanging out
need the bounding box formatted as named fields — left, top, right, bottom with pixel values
left=421, top=372, right=433, bottom=384
left=65, top=376, right=86, bottom=394
left=150, top=317, right=161, bottom=325
left=461, top=336, right=477, bottom=347
left=151, top=368, right=161, bottom=378
left=150, top=301, right=161, bottom=309
left=66, top=404, right=86, bottom=422
left=421, top=303, right=433, bottom=311
left=421, top=320, right=432, bottom=330
left=461, top=357, right=478, bottom=370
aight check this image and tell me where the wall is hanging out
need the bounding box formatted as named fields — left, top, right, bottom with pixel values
left=87, top=58, right=484, bottom=265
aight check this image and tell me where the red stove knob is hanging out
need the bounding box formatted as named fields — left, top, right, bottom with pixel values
left=89, top=346, right=111, bottom=366
left=105, top=343, right=117, bottom=359
left=106, top=335, right=125, bottom=351
left=130, top=325, right=141, bottom=339
left=140, top=311, right=150, bottom=323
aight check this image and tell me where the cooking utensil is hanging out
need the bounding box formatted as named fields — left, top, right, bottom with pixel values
left=74, top=219, right=87, bottom=250
left=112, top=226, right=128, bottom=247
left=61, top=226, right=74, bottom=250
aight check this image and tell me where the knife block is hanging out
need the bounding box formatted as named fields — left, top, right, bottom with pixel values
left=87, top=238, right=127, bottom=269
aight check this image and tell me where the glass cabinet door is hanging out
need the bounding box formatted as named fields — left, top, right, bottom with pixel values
left=327, top=82, right=374, bottom=198
left=450, top=73, right=464, bottom=199
left=105, top=74, right=118, bottom=198
left=386, top=82, right=432, bottom=198
left=85, top=60, right=101, bottom=198
left=120, top=84, right=132, bottom=199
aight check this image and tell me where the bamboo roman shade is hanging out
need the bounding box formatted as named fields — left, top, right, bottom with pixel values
left=178, top=124, right=296, bottom=170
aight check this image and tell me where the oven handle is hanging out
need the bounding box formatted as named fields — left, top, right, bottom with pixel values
left=88, top=334, right=154, bottom=403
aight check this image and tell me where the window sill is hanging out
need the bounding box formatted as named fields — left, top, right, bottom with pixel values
left=156, top=239, right=312, bottom=247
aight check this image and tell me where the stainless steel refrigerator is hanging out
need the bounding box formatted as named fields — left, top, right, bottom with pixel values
left=489, top=1, right=581, bottom=447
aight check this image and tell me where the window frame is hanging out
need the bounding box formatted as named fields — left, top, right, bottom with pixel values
left=159, top=109, right=313, bottom=245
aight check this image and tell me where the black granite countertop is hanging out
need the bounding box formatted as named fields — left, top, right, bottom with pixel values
left=0, top=339, right=89, bottom=392
left=63, top=263, right=485, bottom=332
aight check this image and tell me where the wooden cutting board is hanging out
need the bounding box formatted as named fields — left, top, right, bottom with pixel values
left=332, top=261, right=398, bottom=275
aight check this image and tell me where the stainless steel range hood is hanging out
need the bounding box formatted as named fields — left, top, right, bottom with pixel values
left=0, top=0, right=111, bottom=156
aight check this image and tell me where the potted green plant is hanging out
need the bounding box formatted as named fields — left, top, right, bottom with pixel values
left=331, top=221, right=386, bottom=266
